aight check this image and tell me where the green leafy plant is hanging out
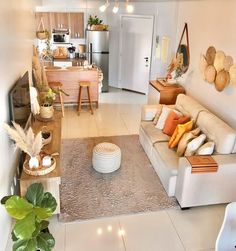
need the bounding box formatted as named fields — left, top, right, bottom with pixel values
left=1, top=183, right=57, bottom=251
left=87, top=15, right=103, bottom=26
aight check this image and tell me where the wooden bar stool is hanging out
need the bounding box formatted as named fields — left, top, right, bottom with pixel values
left=77, top=81, right=94, bottom=115
left=49, top=81, right=65, bottom=117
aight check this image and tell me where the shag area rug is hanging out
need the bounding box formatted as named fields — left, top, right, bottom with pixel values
left=59, top=135, right=178, bottom=222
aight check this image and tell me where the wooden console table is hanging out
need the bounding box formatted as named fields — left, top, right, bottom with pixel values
left=148, top=79, right=185, bottom=105
left=19, top=113, right=61, bottom=214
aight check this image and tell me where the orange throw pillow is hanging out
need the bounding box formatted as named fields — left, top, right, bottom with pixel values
left=168, top=120, right=194, bottom=148
left=163, top=112, right=190, bottom=136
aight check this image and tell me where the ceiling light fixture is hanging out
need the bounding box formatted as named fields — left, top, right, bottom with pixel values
left=99, top=0, right=109, bottom=12
left=112, top=0, right=119, bottom=14
left=126, top=0, right=134, bottom=13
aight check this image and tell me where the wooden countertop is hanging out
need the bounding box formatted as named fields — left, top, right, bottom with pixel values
left=45, top=66, right=98, bottom=72
left=149, top=79, right=184, bottom=91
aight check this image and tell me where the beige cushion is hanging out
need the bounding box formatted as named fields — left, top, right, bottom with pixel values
left=154, top=142, right=179, bottom=176
left=177, top=128, right=201, bottom=157
left=196, top=141, right=215, bottom=155
left=155, top=107, right=181, bottom=130
left=140, top=122, right=170, bottom=144
left=141, top=104, right=160, bottom=121
left=185, top=134, right=206, bottom=156
left=197, top=111, right=236, bottom=154
left=175, top=94, right=207, bottom=122
left=153, top=105, right=163, bottom=124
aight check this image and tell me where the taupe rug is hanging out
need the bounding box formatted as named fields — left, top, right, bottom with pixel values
left=59, top=135, right=178, bottom=222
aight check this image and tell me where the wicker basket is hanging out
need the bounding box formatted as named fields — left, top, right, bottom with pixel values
left=40, top=105, right=54, bottom=119
left=36, top=31, right=48, bottom=40
left=23, top=157, right=56, bottom=176
left=91, top=24, right=104, bottom=31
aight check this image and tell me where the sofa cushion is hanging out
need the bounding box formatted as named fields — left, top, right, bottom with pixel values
left=197, top=111, right=236, bottom=154
left=153, top=142, right=179, bottom=176
left=175, top=94, right=207, bottom=122
left=140, top=121, right=170, bottom=144
left=168, top=120, right=194, bottom=148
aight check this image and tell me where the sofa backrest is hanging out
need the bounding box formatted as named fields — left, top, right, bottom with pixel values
left=196, top=111, right=236, bottom=154
left=175, top=94, right=207, bottom=122
left=175, top=94, right=236, bottom=154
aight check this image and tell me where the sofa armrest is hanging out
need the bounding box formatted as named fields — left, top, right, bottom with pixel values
left=141, top=104, right=161, bottom=121
left=141, top=104, right=176, bottom=121
left=175, top=154, right=236, bottom=208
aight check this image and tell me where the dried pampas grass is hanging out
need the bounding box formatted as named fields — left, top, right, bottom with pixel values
left=4, top=122, right=43, bottom=157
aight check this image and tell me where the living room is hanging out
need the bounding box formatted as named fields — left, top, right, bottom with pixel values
left=1, top=0, right=236, bottom=251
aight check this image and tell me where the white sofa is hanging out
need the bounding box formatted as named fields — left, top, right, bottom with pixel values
left=139, top=94, right=236, bottom=208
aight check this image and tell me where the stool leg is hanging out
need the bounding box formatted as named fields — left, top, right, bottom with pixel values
left=59, top=88, right=65, bottom=117
left=77, top=86, right=82, bottom=115
left=87, top=86, right=93, bottom=115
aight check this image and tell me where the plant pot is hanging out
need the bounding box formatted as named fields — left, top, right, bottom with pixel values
left=91, top=24, right=104, bottom=31
left=40, top=105, right=54, bottom=119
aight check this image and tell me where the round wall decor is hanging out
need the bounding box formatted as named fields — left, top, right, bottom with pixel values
left=205, top=65, right=216, bottom=83
left=206, top=46, right=216, bottom=65
left=229, top=64, right=236, bottom=86
left=215, top=70, right=230, bottom=92
left=214, top=51, right=226, bottom=72
left=199, top=54, right=208, bottom=80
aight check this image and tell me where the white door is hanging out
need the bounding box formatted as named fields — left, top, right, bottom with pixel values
left=119, top=15, right=154, bottom=94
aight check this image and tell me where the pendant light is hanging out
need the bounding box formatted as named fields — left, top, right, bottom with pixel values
left=126, top=0, right=134, bottom=13
left=99, top=0, right=109, bottom=12
left=112, top=0, right=119, bottom=14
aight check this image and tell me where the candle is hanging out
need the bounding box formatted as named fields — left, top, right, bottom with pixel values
left=42, top=156, right=52, bottom=167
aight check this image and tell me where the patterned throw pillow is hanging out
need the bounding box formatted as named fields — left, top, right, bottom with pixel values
left=168, top=120, right=194, bottom=149
left=176, top=127, right=201, bottom=156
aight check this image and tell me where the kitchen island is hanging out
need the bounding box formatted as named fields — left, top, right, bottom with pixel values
left=46, top=67, right=99, bottom=107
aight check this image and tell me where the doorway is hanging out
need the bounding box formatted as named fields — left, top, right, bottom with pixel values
left=119, top=15, right=154, bottom=94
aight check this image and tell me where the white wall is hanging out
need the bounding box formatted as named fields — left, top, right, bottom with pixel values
left=107, top=1, right=179, bottom=87
left=0, top=1, right=35, bottom=250
left=177, top=0, right=236, bottom=128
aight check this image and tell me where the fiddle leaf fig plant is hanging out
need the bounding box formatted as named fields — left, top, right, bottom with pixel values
left=1, top=183, right=57, bottom=251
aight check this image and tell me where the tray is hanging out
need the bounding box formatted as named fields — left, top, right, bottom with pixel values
left=23, top=157, right=56, bottom=176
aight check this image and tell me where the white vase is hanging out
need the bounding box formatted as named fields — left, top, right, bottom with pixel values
left=29, top=156, right=40, bottom=169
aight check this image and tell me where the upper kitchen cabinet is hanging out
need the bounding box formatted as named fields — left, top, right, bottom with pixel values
left=70, top=13, right=84, bottom=38
left=51, top=12, right=69, bottom=30
left=35, top=12, right=51, bottom=31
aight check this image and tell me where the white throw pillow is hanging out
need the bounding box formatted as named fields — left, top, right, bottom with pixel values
left=155, top=107, right=181, bottom=130
left=196, top=141, right=215, bottom=155
left=185, top=134, right=207, bottom=156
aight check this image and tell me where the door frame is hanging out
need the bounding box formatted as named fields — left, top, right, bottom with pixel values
left=118, top=14, right=155, bottom=90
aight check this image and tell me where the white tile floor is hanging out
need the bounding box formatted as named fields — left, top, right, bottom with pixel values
left=6, top=88, right=226, bottom=251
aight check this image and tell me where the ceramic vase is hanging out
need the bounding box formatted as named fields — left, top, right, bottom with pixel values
left=29, top=156, right=40, bottom=169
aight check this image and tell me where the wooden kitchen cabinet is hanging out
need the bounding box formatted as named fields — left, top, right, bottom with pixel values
left=70, top=13, right=84, bottom=38
left=50, top=12, right=69, bottom=30
left=35, top=12, right=51, bottom=31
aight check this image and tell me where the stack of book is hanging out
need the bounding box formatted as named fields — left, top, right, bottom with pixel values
left=186, top=156, right=218, bottom=173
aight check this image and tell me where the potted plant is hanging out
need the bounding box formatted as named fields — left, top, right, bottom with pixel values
left=39, top=88, right=56, bottom=119
left=87, top=15, right=107, bottom=31
left=1, top=183, right=57, bottom=251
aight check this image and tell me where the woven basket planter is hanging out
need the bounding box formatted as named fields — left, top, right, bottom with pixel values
left=40, top=105, right=54, bottom=119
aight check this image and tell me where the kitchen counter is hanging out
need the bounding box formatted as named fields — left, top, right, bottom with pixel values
left=46, top=67, right=99, bottom=106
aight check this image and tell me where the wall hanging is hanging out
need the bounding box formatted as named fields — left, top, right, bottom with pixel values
left=200, top=46, right=236, bottom=91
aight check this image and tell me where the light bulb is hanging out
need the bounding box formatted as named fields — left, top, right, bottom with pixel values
left=99, top=4, right=107, bottom=12
left=126, top=4, right=134, bottom=13
left=113, top=6, right=119, bottom=13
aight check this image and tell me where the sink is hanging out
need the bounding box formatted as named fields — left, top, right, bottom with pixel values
left=66, top=66, right=84, bottom=70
